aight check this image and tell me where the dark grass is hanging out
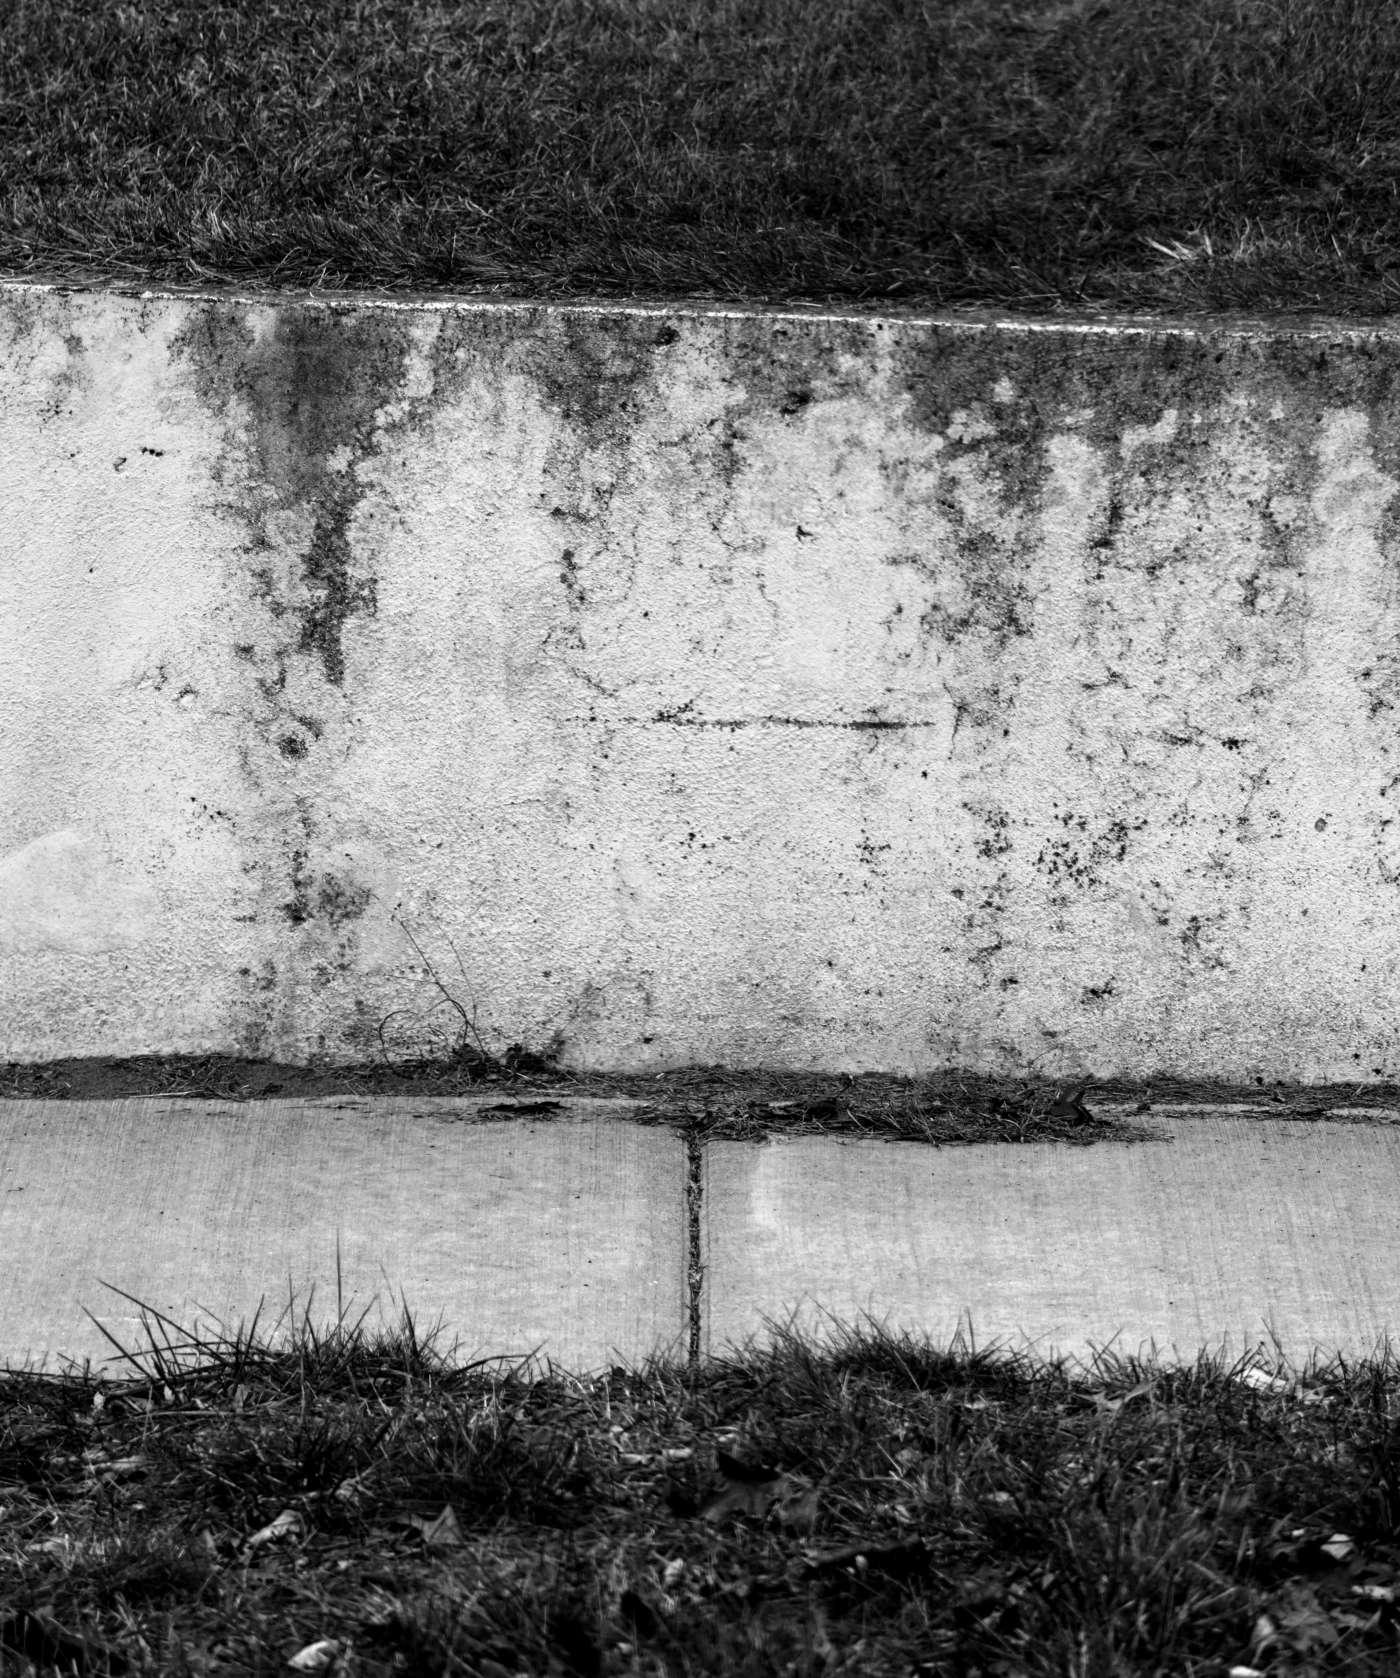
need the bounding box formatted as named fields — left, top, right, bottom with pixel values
left=2, top=0, right=1399, bottom=315
left=6, top=1305, right=1400, bottom=1676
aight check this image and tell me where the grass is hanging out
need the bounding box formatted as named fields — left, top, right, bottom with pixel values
left=5, top=1304, right=1400, bottom=1677
left=1, top=0, right=1399, bottom=315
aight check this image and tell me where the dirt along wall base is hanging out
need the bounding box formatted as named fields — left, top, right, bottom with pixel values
left=3, top=282, right=1400, bottom=1081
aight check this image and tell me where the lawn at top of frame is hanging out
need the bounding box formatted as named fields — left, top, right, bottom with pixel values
left=1, top=0, right=1398, bottom=316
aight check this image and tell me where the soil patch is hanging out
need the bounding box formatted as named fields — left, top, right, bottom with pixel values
left=5, top=1056, right=1397, bottom=1145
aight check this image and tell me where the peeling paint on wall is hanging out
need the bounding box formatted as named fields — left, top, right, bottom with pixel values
left=4, top=286, right=1400, bottom=1080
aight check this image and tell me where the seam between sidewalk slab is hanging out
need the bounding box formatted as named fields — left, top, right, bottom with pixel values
left=686, top=1131, right=704, bottom=1364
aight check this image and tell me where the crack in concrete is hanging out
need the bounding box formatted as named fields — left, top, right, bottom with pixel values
left=572, top=714, right=944, bottom=730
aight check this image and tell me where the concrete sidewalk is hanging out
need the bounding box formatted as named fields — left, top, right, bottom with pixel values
left=0, top=1095, right=686, bottom=1372
left=2, top=1098, right=1397, bottom=1373
left=704, top=1109, right=1400, bottom=1368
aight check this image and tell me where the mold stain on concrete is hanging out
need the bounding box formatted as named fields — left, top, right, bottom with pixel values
left=174, top=304, right=412, bottom=689
left=527, top=312, right=660, bottom=443
left=167, top=300, right=469, bottom=1050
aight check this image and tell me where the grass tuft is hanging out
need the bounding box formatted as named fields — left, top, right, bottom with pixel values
left=5, top=1303, right=1400, bottom=1672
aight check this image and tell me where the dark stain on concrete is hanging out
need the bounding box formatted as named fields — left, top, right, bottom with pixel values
left=298, top=476, right=378, bottom=687
left=525, top=311, right=660, bottom=443
left=510, top=309, right=874, bottom=504
left=891, top=332, right=1070, bottom=510
left=1180, top=912, right=1229, bottom=971
left=233, top=958, right=279, bottom=1059
left=893, top=322, right=1400, bottom=528
left=281, top=847, right=313, bottom=925
left=29, top=315, right=93, bottom=425
left=278, top=860, right=369, bottom=931
left=559, top=547, right=586, bottom=608
left=1033, top=811, right=1147, bottom=893
left=172, top=302, right=421, bottom=967
left=887, top=538, right=1034, bottom=651
left=725, top=315, right=869, bottom=408
left=1091, top=495, right=1124, bottom=552
left=317, top=876, right=372, bottom=927
left=173, top=303, right=418, bottom=688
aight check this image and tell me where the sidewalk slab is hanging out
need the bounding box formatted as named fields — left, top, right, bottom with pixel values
left=702, top=1112, right=1400, bottom=1366
left=0, top=1097, right=686, bottom=1372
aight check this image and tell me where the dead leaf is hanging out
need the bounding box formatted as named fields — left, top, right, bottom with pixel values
left=777, top=1480, right=820, bottom=1532
left=398, top=1504, right=464, bottom=1549
left=84, top=1452, right=148, bottom=1481
left=715, top=1447, right=779, bottom=1482
left=804, top=1539, right=931, bottom=1583
left=1333, top=1608, right=1382, bottom=1632
left=1047, top=1085, right=1093, bottom=1122
left=1238, top=1367, right=1293, bottom=1396
left=287, top=1639, right=341, bottom=1672
left=1256, top=1581, right=1338, bottom=1656
left=245, top=1509, right=306, bottom=1552
left=701, top=1448, right=788, bottom=1520
left=30, top=1536, right=74, bottom=1558
left=1092, top=1380, right=1154, bottom=1417
left=701, top=1475, right=781, bottom=1522
left=330, top=1469, right=373, bottom=1506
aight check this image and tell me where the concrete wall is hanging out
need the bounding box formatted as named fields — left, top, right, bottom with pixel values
left=3, top=281, right=1400, bottom=1081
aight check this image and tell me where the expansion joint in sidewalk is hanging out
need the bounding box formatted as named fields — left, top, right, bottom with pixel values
left=685, top=1130, right=704, bottom=1364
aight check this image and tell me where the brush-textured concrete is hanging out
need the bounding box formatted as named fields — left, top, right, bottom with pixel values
left=702, top=1112, right=1400, bottom=1364
left=6, top=283, right=1400, bottom=1080
left=0, top=1097, right=685, bottom=1371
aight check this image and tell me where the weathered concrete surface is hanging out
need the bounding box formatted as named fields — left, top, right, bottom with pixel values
left=702, top=1114, right=1400, bottom=1364
left=0, top=1098, right=685, bottom=1371
left=5, top=283, right=1400, bottom=1079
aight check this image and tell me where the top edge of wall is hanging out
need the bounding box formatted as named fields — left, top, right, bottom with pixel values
left=4, top=273, right=1400, bottom=343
